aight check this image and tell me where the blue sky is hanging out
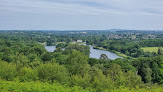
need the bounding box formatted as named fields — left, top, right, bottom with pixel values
left=0, top=0, right=163, bottom=30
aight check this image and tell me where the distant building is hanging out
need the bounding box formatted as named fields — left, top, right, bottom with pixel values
left=131, top=36, right=136, bottom=39
left=148, top=35, right=156, bottom=39
left=77, top=40, right=82, bottom=42
left=69, top=32, right=74, bottom=34
left=80, top=32, right=87, bottom=34
left=47, top=36, right=50, bottom=38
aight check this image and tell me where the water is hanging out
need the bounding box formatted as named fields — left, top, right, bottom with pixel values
left=45, top=45, right=121, bottom=60
left=89, top=45, right=121, bottom=60
left=45, top=46, right=56, bottom=52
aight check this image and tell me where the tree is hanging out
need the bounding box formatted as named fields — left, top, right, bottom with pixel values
left=106, top=63, right=125, bottom=86
left=124, top=71, right=142, bottom=88
left=54, top=47, right=62, bottom=52
left=151, top=62, right=162, bottom=83
left=67, top=50, right=89, bottom=76
left=100, top=54, right=108, bottom=61
left=41, top=52, right=52, bottom=62
left=56, top=43, right=67, bottom=48
left=88, top=58, right=99, bottom=66
left=13, top=53, right=29, bottom=67
left=90, top=66, right=114, bottom=91
left=18, top=53, right=29, bottom=67
left=46, top=40, right=53, bottom=46
left=29, top=58, right=41, bottom=68
left=143, top=67, right=152, bottom=83
left=65, top=44, right=90, bottom=56
left=69, top=73, right=92, bottom=89
left=19, top=67, right=38, bottom=82
left=0, top=61, right=17, bottom=81
left=158, top=47, right=162, bottom=55
left=37, top=63, right=68, bottom=84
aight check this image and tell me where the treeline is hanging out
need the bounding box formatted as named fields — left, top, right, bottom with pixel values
left=0, top=37, right=163, bottom=91
left=139, top=39, right=163, bottom=47
left=87, top=38, right=163, bottom=58
left=1, top=31, right=163, bottom=58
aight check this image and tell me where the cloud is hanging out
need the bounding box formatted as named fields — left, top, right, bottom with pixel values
left=47, top=0, right=163, bottom=15
left=0, top=0, right=127, bottom=15
left=1, top=0, right=163, bottom=30
left=1, top=0, right=163, bottom=16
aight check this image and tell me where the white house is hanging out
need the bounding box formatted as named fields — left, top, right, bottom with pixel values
left=77, top=40, right=82, bottom=42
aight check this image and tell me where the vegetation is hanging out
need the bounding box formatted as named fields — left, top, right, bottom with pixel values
left=141, top=47, right=159, bottom=53
left=1, top=79, right=163, bottom=92
left=0, top=30, right=163, bottom=92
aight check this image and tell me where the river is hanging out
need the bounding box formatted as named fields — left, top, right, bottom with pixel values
left=45, top=45, right=121, bottom=60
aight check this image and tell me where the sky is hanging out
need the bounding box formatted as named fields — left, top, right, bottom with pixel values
left=0, top=0, right=163, bottom=30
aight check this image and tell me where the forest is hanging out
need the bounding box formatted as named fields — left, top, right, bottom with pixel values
left=0, top=30, right=163, bottom=92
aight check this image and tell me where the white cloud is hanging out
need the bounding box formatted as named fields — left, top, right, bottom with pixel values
left=0, top=0, right=128, bottom=15
left=48, top=0, right=163, bottom=15
left=2, top=0, right=163, bottom=15
left=0, top=0, right=163, bottom=30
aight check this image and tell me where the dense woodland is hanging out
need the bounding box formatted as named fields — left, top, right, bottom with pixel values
left=0, top=30, right=163, bottom=92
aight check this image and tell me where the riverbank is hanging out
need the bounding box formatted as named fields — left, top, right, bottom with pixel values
left=40, top=41, right=125, bottom=59
left=92, top=46, right=134, bottom=59
left=110, top=51, right=136, bottom=59
left=45, top=43, right=121, bottom=60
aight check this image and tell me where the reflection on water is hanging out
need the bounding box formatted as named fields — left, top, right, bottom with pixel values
left=45, top=45, right=121, bottom=60
left=89, top=45, right=121, bottom=60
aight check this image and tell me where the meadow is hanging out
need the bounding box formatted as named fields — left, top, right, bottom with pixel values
left=141, top=47, right=158, bottom=53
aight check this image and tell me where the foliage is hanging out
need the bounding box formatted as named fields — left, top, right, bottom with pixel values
left=0, top=61, right=17, bottom=81
left=0, top=80, right=95, bottom=92
left=19, top=67, right=38, bottom=82
left=65, top=44, right=90, bottom=56
left=141, top=47, right=158, bottom=53
left=37, top=63, right=69, bottom=84
left=0, top=31, right=163, bottom=91
left=0, top=79, right=162, bottom=92
left=67, top=50, right=89, bottom=76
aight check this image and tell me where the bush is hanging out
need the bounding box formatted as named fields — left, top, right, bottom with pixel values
left=19, top=67, right=38, bottom=82
left=37, top=63, right=69, bottom=84
left=0, top=61, right=17, bottom=81
left=0, top=80, right=95, bottom=92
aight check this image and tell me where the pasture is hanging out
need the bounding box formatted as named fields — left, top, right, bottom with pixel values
left=141, top=47, right=158, bottom=53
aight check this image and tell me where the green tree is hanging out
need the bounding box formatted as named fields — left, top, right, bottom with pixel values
left=151, top=62, right=162, bottom=83
left=67, top=50, right=89, bottom=76
left=29, top=58, right=41, bottom=68
left=37, top=63, right=69, bottom=84
left=90, top=66, right=114, bottom=91
left=41, top=52, right=52, bottom=62
left=100, top=54, right=109, bottom=61
left=143, top=67, right=152, bottom=83
left=88, top=58, right=99, bottom=66
left=125, top=71, right=142, bottom=88
left=158, top=47, right=162, bottom=55
left=54, top=47, right=62, bottom=52
left=69, top=73, right=92, bottom=89
left=65, top=44, right=90, bottom=56
left=18, top=53, right=29, bottom=67
left=0, top=61, right=17, bottom=81
left=106, top=63, right=125, bottom=86
left=19, top=67, right=38, bottom=82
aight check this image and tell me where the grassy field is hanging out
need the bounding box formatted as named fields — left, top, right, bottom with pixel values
left=141, top=47, right=158, bottom=53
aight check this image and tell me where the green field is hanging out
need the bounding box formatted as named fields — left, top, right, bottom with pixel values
left=141, top=47, right=158, bottom=53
